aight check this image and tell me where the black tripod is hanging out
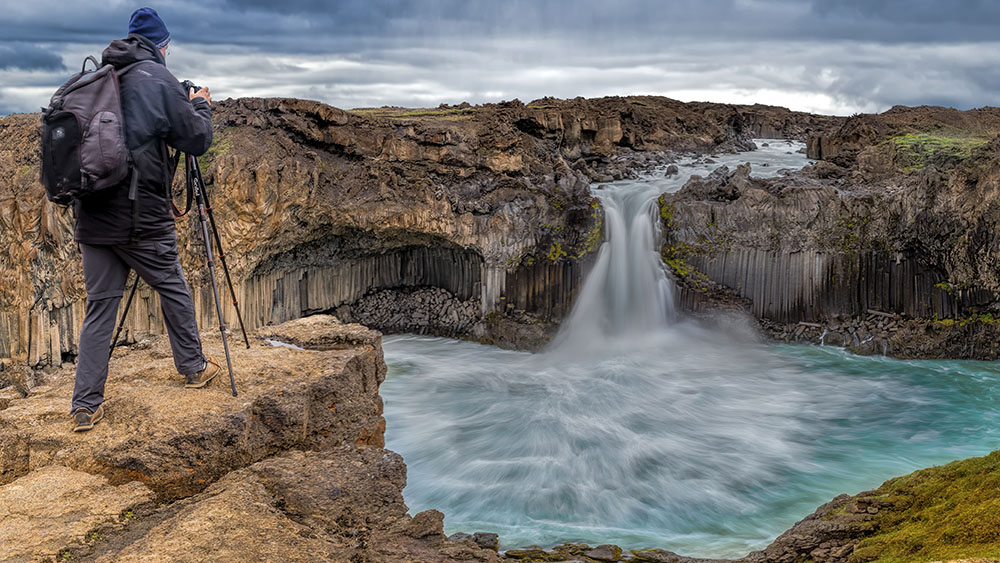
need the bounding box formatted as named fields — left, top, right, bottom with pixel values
left=109, top=154, right=249, bottom=397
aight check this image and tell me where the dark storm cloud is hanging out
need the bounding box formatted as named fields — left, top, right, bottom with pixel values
left=1, top=0, right=999, bottom=115
left=0, top=43, right=64, bottom=71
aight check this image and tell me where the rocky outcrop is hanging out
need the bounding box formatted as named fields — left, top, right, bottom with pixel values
left=0, top=315, right=502, bottom=562
left=662, top=106, right=1000, bottom=359
left=0, top=96, right=836, bottom=373
left=806, top=105, right=1000, bottom=165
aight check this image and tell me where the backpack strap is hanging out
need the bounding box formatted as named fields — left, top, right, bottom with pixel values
left=127, top=137, right=157, bottom=242
left=128, top=166, right=140, bottom=242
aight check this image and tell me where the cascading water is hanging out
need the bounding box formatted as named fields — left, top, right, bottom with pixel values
left=549, top=177, right=676, bottom=349
left=379, top=141, right=1000, bottom=558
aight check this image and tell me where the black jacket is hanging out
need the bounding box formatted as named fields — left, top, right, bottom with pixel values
left=74, top=34, right=212, bottom=244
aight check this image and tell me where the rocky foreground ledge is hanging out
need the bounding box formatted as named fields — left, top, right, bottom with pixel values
left=0, top=316, right=500, bottom=562
left=3, top=315, right=1000, bottom=562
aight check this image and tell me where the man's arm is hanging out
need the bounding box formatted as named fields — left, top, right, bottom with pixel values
left=162, top=78, right=213, bottom=156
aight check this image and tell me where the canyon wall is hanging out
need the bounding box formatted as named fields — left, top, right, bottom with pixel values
left=0, top=96, right=835, bottom=370
left=663, top=106, right=1000, bottom=358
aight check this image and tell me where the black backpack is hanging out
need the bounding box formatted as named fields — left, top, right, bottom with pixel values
left=40, top=56, right=139, bottom=205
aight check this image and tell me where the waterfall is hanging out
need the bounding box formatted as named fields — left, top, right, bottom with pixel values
left=551, top=182, right=677, bottom=350
left=377, top=141, right=1000, bottom=557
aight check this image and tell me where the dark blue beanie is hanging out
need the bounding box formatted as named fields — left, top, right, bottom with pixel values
left=128, top=7, right=170, bottom=49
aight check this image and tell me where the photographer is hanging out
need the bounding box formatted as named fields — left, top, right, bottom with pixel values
left=70, top=7, right=219, bottom=432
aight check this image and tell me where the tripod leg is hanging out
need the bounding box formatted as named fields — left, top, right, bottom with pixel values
left=191, top=158, right=250, bottom=349
left=109, top=273, right=140, bottom=359
left=190, top=158, right=238, bottom=397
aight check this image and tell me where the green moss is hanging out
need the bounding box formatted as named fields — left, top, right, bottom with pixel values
left=574, top=198, right=604, bottom=258
left=663, top=255, right=691, bottom=277
left=934, top=313, right=998, bottom=327
left=851, top=451, right=1000, bottom=562
left=658, top=195, right=674, bottom=227
left=197, top=132, right=233, bottom=170
left=960, top=313, right=998, bottom=326
left=880, top=133, right=989, bottom=172
left=18, top=164, right=31, bottom=179
left=547, top=242, right=567, bottom=262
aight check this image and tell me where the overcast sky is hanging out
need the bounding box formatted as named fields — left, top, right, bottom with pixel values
left=2, top=0, right=999, bottom=116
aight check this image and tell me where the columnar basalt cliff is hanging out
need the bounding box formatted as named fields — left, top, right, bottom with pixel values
left=662, top=106, right=1000, bottom=359
left=0, top=95, right=836, bottom=373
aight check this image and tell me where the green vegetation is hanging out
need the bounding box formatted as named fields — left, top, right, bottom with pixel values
left=935, top=312, right=998, bottom=328
left=880, top=133, right=988, bottom=171
left=658, top=195, right=674, bottom=227
left=547, top=242, right=567, bottom=262
left=661, top=242, right=703, bottom=284
left=851, top=450, right=1000, bottom=562
left=576, top=206, right=604, bottom=258
left=197, top=132, right=234, bottom=170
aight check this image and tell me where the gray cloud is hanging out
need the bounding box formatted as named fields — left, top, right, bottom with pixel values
left=2, top=0, right=1000, bottom=116
left=0, top=43, right=65, bottom=71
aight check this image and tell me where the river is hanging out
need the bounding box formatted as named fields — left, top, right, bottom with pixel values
left=379, top=140, right=1000, bottom=558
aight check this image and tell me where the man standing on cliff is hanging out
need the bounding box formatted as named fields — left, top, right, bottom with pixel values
left=70, top=7, right=219, bottom=432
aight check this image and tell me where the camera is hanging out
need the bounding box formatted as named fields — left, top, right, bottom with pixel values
left=181, top=80, right=202, bottom=93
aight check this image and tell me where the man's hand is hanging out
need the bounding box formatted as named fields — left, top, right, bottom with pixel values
left=189, top=87, right=212, bottom=106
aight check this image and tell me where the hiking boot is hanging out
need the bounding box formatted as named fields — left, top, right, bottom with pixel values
left=185, top=357, right=220, bottom=389
left=72, top=404, right=104, bottom=432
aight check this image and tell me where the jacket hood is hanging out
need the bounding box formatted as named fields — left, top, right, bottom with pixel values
left=101, top=34, right=164, bottom=69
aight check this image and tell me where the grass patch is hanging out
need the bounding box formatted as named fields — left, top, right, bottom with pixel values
left=880, top=133, right=988, bottom=171
left=851, top=451, right=1000, bottom=563
left=197, top=131, right=233, bottom=170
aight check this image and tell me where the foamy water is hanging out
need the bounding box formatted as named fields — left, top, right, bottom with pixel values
left=380, top=141, right=1000, bottom=557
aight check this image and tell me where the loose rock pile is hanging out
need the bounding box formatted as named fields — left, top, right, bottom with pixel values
left=340, top=287, right=482, bottom=337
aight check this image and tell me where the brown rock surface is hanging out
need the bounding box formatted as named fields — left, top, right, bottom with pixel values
left=91, top=448, right=500, bottom=562
left=0, top=315, right=385, bottom=498
left=664, top=105, right=1000, bottom=358
left=0, top=315, right=502, bottom=562
left=0, top=465, right=153, bottom=562
left=0, top=95, right=837, bottom=371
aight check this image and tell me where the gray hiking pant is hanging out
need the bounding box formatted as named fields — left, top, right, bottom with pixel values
left=71, top=233, right=205, bottom=413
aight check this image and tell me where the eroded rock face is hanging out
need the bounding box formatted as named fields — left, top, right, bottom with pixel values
left=0, top=315, right=386, bottom=497
left=0, top=316, right=501, bottom=562
left=89, top=448, right=501, bottom=563
left=0, top=466, right=154, bottom=562
left=0, top=96, right=837, bottom=371
left=662, top=105, right=1000, bottom=358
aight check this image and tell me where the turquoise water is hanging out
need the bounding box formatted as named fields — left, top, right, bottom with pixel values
left=381, top=332, right=1000, bottom=557
left=379, top=141, right=1000, bottom=558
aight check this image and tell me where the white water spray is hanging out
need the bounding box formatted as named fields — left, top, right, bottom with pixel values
left=551, top=181, right=676, bottom=350
left=379, top=140, right=1000, bottom=556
